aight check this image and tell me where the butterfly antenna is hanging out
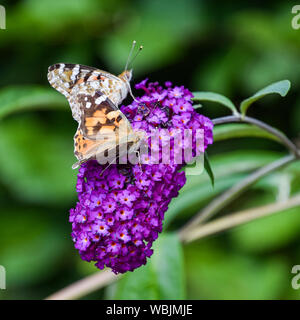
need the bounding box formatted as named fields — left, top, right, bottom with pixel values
left=100, top=156, right=120, bottom=176
left=128, top=46, right=143, bottom=103
left=128, top=45, right=143, bottom=69
left=125, top=42, right=143, bottom=103
left=125, top=40, right=137, bottom=71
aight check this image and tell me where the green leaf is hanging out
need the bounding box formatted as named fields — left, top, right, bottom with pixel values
left=193, top=104, right=202, bottom=109
left=240, top=80, right=291, bottom=116
left=213, top=123, right=280, bottom=142
left=192, top=91, right=238, bottom=114
left=204, top=152, right=214, bottom=187
left=0, top=114, right=76, bottom=205
left=0, top=86, right=67, bottom=120
left=110, top=263, right=159, bottom=299
left=151, top=233, right=185, bottom=299
left=110, top=233, right=185, bottom=299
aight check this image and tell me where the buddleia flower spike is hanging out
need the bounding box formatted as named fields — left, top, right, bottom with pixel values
left=70, top=79, right=213, bottom=274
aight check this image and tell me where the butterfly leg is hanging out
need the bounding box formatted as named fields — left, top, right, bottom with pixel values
left=72, top=159, right=86, bottom=170
left=136, top=150, right=144, bottom=173
left=99, top=154, right=122, bottom=176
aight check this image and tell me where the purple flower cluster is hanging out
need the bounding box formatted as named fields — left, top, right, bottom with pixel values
left=70, top=80, right=213, bottom=274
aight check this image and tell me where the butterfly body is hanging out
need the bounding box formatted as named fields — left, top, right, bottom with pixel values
left=47, top=63, right=143, bottom=169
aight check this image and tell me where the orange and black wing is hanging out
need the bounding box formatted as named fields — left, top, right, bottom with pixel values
left=73, top=93, right=133, bottom=168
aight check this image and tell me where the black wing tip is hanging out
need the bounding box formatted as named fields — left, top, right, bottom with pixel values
left=48, top=63, right=59, bottom=72
left=48, top=63, right=77, bottom=72
left=48, top=63, right=100, bottom=74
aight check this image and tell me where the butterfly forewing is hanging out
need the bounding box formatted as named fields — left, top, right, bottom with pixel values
left=47, top=63, right=128, bottom=119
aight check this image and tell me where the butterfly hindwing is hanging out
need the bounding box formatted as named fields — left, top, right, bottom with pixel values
left=73, top=93, right=135, bottom=167
left=77, top=92, right=131, bottom=140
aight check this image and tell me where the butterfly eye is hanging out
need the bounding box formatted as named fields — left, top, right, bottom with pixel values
left=125, top=70, right=132, bottom=82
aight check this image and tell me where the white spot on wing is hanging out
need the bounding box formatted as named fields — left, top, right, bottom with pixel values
left=58, top=63, right=65, bottom=75
left=90, top=81, right=100, bottom=89
left=95, top=95, right=106, bottom=104
left=71, top=64, right=80, bottom=81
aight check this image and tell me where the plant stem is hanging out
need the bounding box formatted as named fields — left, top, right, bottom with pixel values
left=213, top=115, right=300, bottom=156
left=178, top=154, right=297, bottom=236
left=45, top=270, right=120, bottom=300
left=180, top=193, right=300, bottom=243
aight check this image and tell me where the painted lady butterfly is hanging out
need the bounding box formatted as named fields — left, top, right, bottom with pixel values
left=47, top=61, right=145, bottom=169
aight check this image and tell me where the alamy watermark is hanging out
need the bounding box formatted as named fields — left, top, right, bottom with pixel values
left=0, top=265, right=6, bottom=289
left=90, top=127, right=205, bottom=175
left=292, top=5, right=300, bottom=29
left=291, top=265, right=300, bottom=290
left=0, top=5, right=5, bottom=30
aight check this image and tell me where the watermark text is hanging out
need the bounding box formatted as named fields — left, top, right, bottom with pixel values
left=0, top=265, right=6, bottom=290
left=0, top=5, right=5, bottom=30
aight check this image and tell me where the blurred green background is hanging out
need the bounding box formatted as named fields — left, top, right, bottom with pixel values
left=0, top=0, right=300, bottom=299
